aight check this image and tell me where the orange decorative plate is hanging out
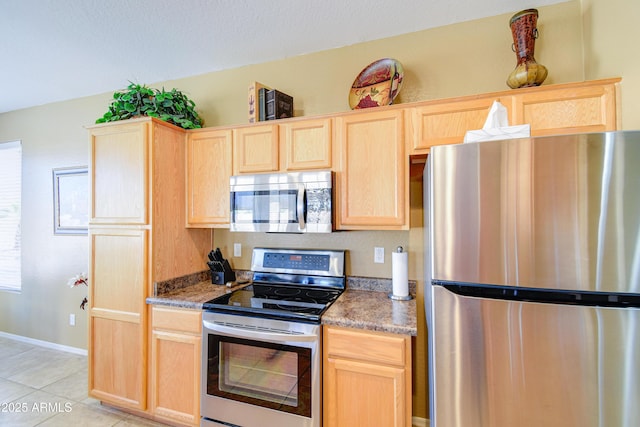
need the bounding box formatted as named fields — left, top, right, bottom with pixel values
left=349, top=58, right=404, bottom=109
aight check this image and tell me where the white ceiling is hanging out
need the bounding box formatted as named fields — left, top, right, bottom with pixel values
left=1, top=0, right=566, bottom=114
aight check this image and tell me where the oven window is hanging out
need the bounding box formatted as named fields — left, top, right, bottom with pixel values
left=207, top=334, right=312, bottom=417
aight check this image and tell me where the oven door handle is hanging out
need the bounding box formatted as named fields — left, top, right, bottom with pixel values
left=203, top=320, right=318, bottom=343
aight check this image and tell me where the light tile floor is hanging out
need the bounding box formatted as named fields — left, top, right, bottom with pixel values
left=0, top=336, right=169, bottom=426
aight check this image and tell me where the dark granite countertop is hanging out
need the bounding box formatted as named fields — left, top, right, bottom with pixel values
left=147, top=271, right=417, bottom=336
left=146, top=280, right=246, bottom=309
left=146, top=270, right=252, bottom=309
left=322, top=290, right=417, bottom=336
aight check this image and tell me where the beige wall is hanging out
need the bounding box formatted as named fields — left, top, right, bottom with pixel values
left=0, top=94, right=109, bottom=349
left=3, top=0, right=639, bottom=420
left=582, top=0, right=640, bottom=129
left=166, top=1, right=584, bottom=127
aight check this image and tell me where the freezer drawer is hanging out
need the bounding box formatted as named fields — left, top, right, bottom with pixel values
left=429, top=285, right=640, bottom=427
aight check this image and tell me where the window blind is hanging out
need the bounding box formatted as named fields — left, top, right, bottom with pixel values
left=0, top=140, right=22, bottom=291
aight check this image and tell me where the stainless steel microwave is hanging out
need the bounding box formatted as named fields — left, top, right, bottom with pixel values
left=229, top=170, right=333, bottom=233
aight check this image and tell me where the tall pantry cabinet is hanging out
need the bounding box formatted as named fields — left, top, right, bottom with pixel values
left=87, top=118, right=210, bottom=412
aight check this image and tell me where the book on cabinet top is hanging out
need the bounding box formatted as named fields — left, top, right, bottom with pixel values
left=265, top=89, right=293, bottom=120
left=248, top=81, right=271, bottom=123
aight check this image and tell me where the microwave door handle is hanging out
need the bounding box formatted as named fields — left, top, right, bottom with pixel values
left=203, top=320, right=318, bottom=343
left=297, top=185, right=305, bottom=231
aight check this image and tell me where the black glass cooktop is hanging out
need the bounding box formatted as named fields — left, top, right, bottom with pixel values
left=202, top=283, right=343, bottom=323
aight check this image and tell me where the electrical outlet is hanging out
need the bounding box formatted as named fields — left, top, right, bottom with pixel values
left=234, top=243, right=242, bottom=257
left=374, top=247, right=385, bottom=263
left=69, top=313, right=75, bottom=326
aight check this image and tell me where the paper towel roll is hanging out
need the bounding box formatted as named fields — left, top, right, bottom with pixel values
left=392, top=249, right=409, bottom=297
left=392, top=300, right=405, bottom=325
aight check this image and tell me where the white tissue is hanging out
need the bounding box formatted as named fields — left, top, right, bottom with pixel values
left=483, top=100, right=509, bottom=129
left=392, top=251, right=409, bottom=297
left=463, top=100, right=531, bottom=143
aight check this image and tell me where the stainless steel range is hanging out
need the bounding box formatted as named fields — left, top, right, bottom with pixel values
left=201, top=247, right=345, bottom=427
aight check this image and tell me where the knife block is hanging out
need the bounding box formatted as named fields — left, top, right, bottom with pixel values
left=211, top=270, right=236, bottom=285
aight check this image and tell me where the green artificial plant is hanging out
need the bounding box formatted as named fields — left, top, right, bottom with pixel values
left=96, top=82, right=203, bottom=129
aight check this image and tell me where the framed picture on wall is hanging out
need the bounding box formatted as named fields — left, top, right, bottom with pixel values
left=53, top=166, right=88, bottom=235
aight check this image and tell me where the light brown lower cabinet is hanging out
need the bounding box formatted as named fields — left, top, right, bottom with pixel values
left=88, top=227, right=148, bottom=411
left=150, top=306, right=202, bottom=426
left=323, top=325, right=412, bottom=427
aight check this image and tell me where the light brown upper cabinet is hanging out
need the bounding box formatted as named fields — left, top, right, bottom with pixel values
left=508, top=78, right=620, bottom=136
left=233, top=118, right=333, bottom=174
left=407, top=96, right=509, bottom=154
left=233, top=123, right=279, bottom=174
left=89, top=121, right=149, bottom=225
left=186, top=128, right=233, bottom=227
left=280, top=117, right=332, bottom=171
left=334, top=109, right=408, bottom=230
left=408, top=78, right=620, bottom=155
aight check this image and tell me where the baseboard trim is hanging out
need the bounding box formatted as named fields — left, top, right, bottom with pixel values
left=0, top=331, right=87, bottom=356
left=413, top=416, right=430, bottom=427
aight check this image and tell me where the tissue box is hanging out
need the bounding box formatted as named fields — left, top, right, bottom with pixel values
left=464, top=124, right=531, bottom=143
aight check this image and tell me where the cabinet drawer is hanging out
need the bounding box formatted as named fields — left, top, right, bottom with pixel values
left=324, top=326, right=409, bottom=367
left=152, top=306, right=201, bottom=334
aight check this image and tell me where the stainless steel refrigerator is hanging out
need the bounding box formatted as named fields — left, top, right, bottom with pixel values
left=424, top=131, right=640, bottom=427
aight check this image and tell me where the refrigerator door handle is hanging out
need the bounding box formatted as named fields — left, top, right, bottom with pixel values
left=437, top=281, right=640, bottom=309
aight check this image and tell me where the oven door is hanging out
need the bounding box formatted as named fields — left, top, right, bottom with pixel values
left=201, top=312, right=321, bottom=427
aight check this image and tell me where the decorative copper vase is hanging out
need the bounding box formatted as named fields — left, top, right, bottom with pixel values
left=507, top=9, right=548, bottom=89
